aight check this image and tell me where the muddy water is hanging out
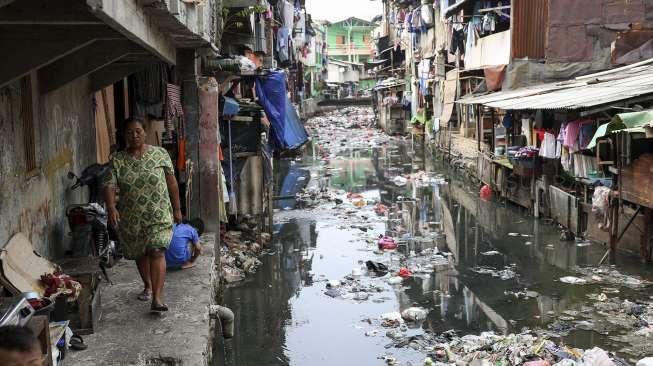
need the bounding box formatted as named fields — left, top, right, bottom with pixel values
left=220, top=108, right=653, bottom=366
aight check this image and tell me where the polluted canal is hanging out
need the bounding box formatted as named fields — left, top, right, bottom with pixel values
left=219, top=107, right=653, bottom=366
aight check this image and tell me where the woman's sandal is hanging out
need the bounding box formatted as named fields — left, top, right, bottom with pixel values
left=150, top=303, right=169, bottom=313
left=137, top=291, right=151, bottom=301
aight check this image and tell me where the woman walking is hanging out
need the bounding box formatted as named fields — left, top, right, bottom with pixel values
left=104, top=118, right=182, bottom=313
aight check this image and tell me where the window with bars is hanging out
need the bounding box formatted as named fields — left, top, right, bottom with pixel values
left=21, top=75, right=37, bottom=175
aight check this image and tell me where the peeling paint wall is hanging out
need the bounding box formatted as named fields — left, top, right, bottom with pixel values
left=0, top=77, right=96, bottom=258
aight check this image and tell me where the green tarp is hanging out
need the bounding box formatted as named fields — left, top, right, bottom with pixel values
left=586, top=110, right=653, bottom=149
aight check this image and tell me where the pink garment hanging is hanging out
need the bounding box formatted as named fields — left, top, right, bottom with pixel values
left=564, top=119, right=592, bottom=150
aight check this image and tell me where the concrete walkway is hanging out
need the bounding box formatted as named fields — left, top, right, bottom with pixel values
left=67, top=234, right=217, bottom=366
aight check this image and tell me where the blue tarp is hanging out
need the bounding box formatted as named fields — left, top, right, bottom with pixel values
left=255, top=71, right=308, bottom=151
left=282, top=97, right=309, bottom=150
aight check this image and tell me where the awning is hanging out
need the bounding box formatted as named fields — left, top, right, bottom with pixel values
left=457, top=58, right=653, bottom=110
left=586, top=109, right=653, bottom=149
left=374, top=81, right=405, bottom=91
left=444, top=0, right=471, bottom=18
left=365, top=59, right=388, bottom=70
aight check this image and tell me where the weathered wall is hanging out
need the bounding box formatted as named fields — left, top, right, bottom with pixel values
left=546, top=0, right=653, bottom=63
left=0, top=77, right=96, bottom=257
left=506, top=0, right=653, bottom=89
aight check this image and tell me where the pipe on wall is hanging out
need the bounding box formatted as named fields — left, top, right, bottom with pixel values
left=209, top=305, right=235, bottom=339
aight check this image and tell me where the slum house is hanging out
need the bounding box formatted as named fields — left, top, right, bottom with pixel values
left=374, top=0, right=653, bottom=258
left=373, top=0, right=653, bottom=156
left=202, top=0, right=310, bottom=286
left=326, top=58, right=369, bottom=98
left=0, top=0, right=226, bottom=363
left=459, top=61, right=653, bottom=260
left=367, top=8, right=408, bottom=134
left=438, top=0, right=653, bottom=162
left=298, top=17, right=328, bottom=116
left=0, top=0, right=220, bottom=262
left=327, top=17, right=376, bottom=65
left=369, top=0, right=441, bottom=137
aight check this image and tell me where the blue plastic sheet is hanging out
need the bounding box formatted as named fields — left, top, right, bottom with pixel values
left=282, top=97, right=309, bottom=150
left=222, top=97, right=240, bottom=117
left=255, top=71, right=308, bottom=151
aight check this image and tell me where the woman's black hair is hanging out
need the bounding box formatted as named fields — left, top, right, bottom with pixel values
left=124, top=117, right=145, bottom=127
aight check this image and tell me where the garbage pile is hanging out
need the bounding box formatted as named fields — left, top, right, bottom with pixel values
left=220, top=215, right=271, bottom=283
left=306, top=107, right=394, bottom=153
left=376, top=328, right=643, bottom=366
left=567, top=266, right=652, bottom=290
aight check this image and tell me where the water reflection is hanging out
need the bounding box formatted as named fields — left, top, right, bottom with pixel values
left=223, top=218, right=317, bottom=366
left=221, top=113, right=652, bottom=366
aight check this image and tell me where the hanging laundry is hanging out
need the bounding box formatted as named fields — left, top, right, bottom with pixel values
left=557, top=123, right=567, bottom=143
left=420, top=3, right=434, bottom=27
left=418, top=58, right=431, bottom=93
left=502, top=112, right=513, bottom=129
left=397, top=9, right=406, bottom=23
left=277, top=27, right=291, bottom=62
left=481, top=13, right=496, bottom=35
left=538, top=132, right=558, bottom=159
left=449, top=26, right=465, bottom=55
left=564, top=119, right=592, bottom=152
left=279, top=0, right=294, bottom=29
left=293, top=0, right=301, bottom=20
left=130, top=63, right=167, bottom=119
left=464, top=23, right=477, bottom=62
left=521, top=118, right=533, bottom=146
left=561, top=146, right=572, bottom=173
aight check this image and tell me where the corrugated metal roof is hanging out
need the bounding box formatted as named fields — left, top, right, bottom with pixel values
left=458, top=58, right=653, bottom=110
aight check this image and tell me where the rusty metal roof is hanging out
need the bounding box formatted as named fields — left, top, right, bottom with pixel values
left=458, top=58, right=653, bottom=110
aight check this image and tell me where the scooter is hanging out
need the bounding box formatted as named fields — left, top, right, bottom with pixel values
left=66, top=164, right=120, bottom=282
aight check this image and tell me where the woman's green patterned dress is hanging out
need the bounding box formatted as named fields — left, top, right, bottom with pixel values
left=105, top=146, right=174, bottom=259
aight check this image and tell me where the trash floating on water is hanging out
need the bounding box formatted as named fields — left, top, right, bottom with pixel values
left=366, top=260, right=389, bottom=275
left=392, top=176, right=408, bottom=186
left=378, top=236, right=398, bottom=250
left=397, top=267, right=412, bottom=278
left=559, top=276, right=587, bottom=284
left=384, top=275, right=403, bottom=285
left=481, top=250, right=501, bottom=256
left=471, top=265, right=517, bottom=280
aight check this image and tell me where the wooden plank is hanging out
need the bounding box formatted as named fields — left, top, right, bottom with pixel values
left=621, top=153, right=653, bottom=208
left=95, top=90, right=112, bottom=163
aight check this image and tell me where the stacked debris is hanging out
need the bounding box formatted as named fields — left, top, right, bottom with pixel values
left=220, top=215, right=271, bottom=283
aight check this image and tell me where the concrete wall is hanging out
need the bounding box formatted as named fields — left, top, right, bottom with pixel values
left=0, top=77, right=96, bottom=257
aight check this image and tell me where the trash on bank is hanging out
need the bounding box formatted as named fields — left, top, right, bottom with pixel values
left=378, top=236, right=398, bottom=250
left=220, top=216, right=270, bottom=283
left=401, top=307, right=427, bottom=322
